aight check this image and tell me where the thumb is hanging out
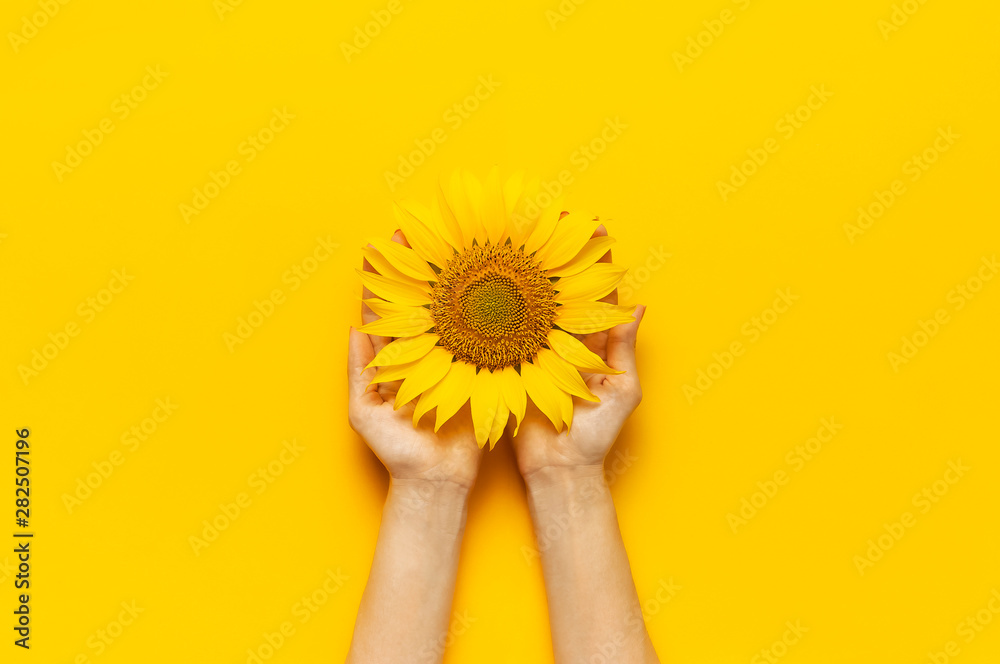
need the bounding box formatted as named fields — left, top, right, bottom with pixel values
left=348, top=327, right=378, bottom=400
left=606, top=305, right=645, bottom=377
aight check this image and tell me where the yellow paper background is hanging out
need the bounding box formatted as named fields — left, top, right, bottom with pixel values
left=2, top=0, right=998, bottom=661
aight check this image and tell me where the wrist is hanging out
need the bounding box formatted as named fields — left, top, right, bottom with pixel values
left=523, top=464, right=609, bottom=510
left=523, top=465, right=612, bottom=528
left=384, top=447, right=481, bottom=494
left=386, top=477, right=472, bottom=539
left=522, top=463, right=606, bottom=492
left=389, top=476, right=474, bottom=506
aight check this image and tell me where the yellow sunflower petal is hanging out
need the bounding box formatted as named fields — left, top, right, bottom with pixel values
left=488, top=400, right=509, bottom=449
left=546, top=236, right=617, bottom=278
left=548, top=329, right=623, bottom=375
left=536, top=348, right=600, bottom=402
left=410, top=199, right=460, bottom=257
left=462, top=170, right=488, bottom=246
left=370, top=237, right=438, bottom=282
left=433, top=361, right=477, bottom=432
left=362, top=298, right=422, bottom=319
left=554, top=301, right=636, bottom=334
left=394, top=348, right=455, bottom=409
left=413, top=387, right=438, bottom=427
left=471, top=368, right=502, bottom=448
left=393, top=202, right=453, bottom=268
left=370, top=359, right=418, bottom=384
left=520, top=361, right=566, bottom=433
left=357, top=310, right=434, bottom=337
left=361, top=247, right=429, bottom=288
left=365, top=333, right=439, bottom=371
left=523, top=200, right=564, bottom=256
left=412, top=358, right=458, bottom=426
left=508, top=176, right=541, bottom=248
left=481, top=165, right=506, bottom=246
left=436, top=176, right=466, bottom=251
left=501, top=171, right=524, bottom=246
left=554, top=264, right=628, bottom=303
left=498, top=366, right=527, bottom=436
left=356, top=269, right=431, bottom=306
left=559, top=387, right=574, bottom=431
left=443, top=171, right=484, bottom=249
left=535, top=211, right=602, bottom=269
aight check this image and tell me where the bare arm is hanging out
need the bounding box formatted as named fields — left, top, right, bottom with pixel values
left=348, top=476, right=471, bottom=663
left=346, top=230, right=482, bottom=663
left=524, top=465, right=655, bottom=663
left=513, top=296, right=658, bottom=663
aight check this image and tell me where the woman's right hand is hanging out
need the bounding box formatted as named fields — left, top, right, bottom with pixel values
left=511, top=304, right=646, bottom=482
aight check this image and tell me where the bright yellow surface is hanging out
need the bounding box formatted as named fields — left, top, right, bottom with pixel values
left=2, top=0, right=998, bottom=661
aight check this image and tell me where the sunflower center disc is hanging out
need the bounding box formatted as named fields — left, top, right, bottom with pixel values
left=460, top=276, right=527, bottom=339
left=432, top=243, right=556, bottom=371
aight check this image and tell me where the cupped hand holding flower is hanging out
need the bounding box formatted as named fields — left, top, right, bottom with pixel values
left=354, top=168, right=637, bottom=450
left=347, top=231, right=483, bottom=491
left=511, top=304, right=645, bottom=479
left=509, top=226, right=646, bottom=480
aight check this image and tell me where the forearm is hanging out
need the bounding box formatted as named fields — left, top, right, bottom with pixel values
left=526, top=465, right=658, bottom=664
left=347, top=478, right=470, bottom=664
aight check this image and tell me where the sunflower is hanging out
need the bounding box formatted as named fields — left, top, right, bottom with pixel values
left=358, top=168, right=635, bottom=448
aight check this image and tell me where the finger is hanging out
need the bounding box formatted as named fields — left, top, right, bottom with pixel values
left=572, top=225, right=615, bottom=346
left=606, top=304, right=645, bottom=378
left=576, top=225, right=615, bottom=382
left=348, top=327, right=382, bottom=403
left=391, top=228, right=411, bottom=248
left=362, top=252, right=391, bottom=357
left=376, top=379, right=400, bottom=401
left=362, top=229, right=415, bottom=398
left=362, top=229, right=413, bottom=357
left=594, top=224, right=617, bottom=306
left=360, top=255, right=379, bottom=325
left=581, top=329, right=609, bottom=358
left=576, top=329, right=609, bottom=389
left=367, top=229, right=415, bottom=398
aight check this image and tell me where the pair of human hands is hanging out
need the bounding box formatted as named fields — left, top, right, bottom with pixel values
left=347, top=228, right=646, bottom=492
